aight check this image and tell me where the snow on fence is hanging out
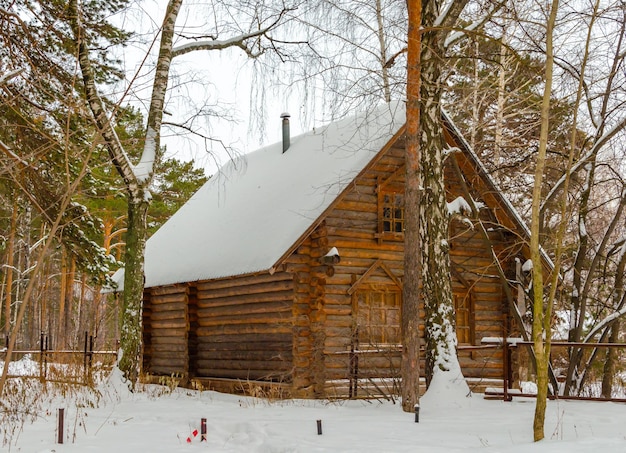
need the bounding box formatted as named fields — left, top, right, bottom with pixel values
left=482, top=337, right=626, bottom=402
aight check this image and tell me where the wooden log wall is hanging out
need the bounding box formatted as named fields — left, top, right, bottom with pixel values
left=283, top=224, right=336, bottom=398
left=142, top=129, right=527, bottom=398
left=322, top=143, right=406, bottom=395
left=302, top=137, right=523, bottom=397
left=194, top=272, right=294, bottom=381
left=286, top=236, right=315, bottom=396
left=143, top=284, right=190, bottom=376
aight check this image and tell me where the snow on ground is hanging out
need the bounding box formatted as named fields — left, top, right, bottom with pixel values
left=2, top=360, right=625, bottom=452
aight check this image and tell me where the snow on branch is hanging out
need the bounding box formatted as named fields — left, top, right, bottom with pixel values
left=447, top=196, right=472, bottom=216
left=0, top=68, right=24, bottom=86
left=583, top=305, right=626, bottom=343
left=171, top=7, right=290, bottom=58
left=442, top=1, right=507, bottom=49
left=522, top=259, right=533, bottom=272
left=133, top=127, right=156, bottom=183
left=0, top=138, right=29, bottom=167
left=442, top=146, right=461, bottom=161
left=433, top=0, right=455, bottom=27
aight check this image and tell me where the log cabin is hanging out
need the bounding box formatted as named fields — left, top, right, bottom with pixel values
left=112, top=102, right=537, bottom=398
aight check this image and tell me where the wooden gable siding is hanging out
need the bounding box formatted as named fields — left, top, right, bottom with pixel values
left=321, top=142, right=405, bottom=393
left=142, top=284, right=191, bottom=376
left=194, top=271, right=294, bottom=381
left=285, top=136, right=522, bottom=397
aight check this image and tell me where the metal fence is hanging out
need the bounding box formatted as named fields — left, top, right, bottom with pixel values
left=1, top=332, right=117, bottom=385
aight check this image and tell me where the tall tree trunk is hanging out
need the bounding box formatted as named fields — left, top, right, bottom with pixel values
left=494, top=35, right=507, bottom=166
left=402, top=0, right=422, bottom=413
left=531, top=0, right=559, bottom=442
left=118, top=195, right=149, bottom=384
left=3, top=200, right=18, bottom=340
left=58, top=249, right=68, bottom=348
left=420, top=0, right=462, bottom=386
left=376, top=0, right=392, bottom=103
left=70, top=0, right=182, bottom=386
left=601, top=321, right=620, bottom=398
left=602, top=227, right=626, bottom=398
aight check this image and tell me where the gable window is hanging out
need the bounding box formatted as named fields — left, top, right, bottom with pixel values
left=377, top=187, right=405, bottom=240
left=454, top=292, right=475, bottom=345
left=355, top=290, right=401, bottom=346
left=382, top=192, right=404, bottom=233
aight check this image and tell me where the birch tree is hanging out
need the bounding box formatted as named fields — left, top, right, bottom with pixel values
left=415, top=0, right=511, bottom=390
left=528, top=0, right=558, bottom=441
left=69, top=0, right=294, bottom=385
left=546, top=1, right=626, bottom=397
left=506, top=0, right=626, bottom=402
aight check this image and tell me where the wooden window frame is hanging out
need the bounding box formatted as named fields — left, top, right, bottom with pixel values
left=454, top=292, right=475, bottom=346
left=353, top=287, right=402, bottom=348
left=376, top=182, right=405, bottom=241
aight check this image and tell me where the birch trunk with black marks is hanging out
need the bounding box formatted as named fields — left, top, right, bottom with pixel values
left=71, top=0, right=290, bottom=386
left=419, top=0, right=467, bottom=387
left=70, top=0, right=183, bottom=386
left=118, top=0, right=182, bottom=386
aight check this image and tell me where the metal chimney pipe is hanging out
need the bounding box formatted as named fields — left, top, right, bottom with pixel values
left=281, top=112, right=290, bottom=153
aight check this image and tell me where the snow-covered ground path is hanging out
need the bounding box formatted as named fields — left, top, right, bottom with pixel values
left=2, top=357, right=625, bottom=452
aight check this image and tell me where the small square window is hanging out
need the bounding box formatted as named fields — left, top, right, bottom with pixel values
left=380, top=191, right=404, bottom=234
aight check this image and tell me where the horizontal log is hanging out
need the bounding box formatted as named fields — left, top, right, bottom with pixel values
left=148, top=365, right=187, bottom=375
left=198, top=280, right=294, bottom=300
left=326, top=209, right=377, bottom=223
left=197, top=312, right=292, bottom=328
left=325, top=316, right=352, bottom=328
left=323, top=336, right=351, bottom=349
left=150, top=284, right=188, bottom=296
left=150, top=309, right=187, bottom=322
left=150, top=319, right=188, bottom=329
left=197, top=341, right=292, bottom=353
left=333, top=200, right=377, bottom=214
left=150, top=293, right=188, bottom=305
left=197, top=299, right=291, bottom=317
left=151, top=341, right=188, bottom=352
left=148, top=327, right=187, bottom=338
left=285, top=255, right=310, bottom=266
left=152, top=348, right=188, bottom=358
left=333, top=249, right=403, bottom=262
left=146, top=302, right=187, bottom=314
left=342, top=191, right=377, bottom=205
left=150, top=336, right=188, bottom=346
left=461, top=368, right=503, bottom=379
left=196, top=324, right=292, bottom=336
left=148, top=357, right=189, bottom=374
left=194, top=368, right=290, bottom=381
left=196, top=350, right=293, bottom=362
left=324, top=306, right=351, bottom=316
left=325, top=326, right=351, bottom=339
left=196, top=271, right=292, bottom=291
left=196, top=359, right=291, bottom=372
left=197, top=332, right=291, bottom=344
left=331, top=238, right=404, bottom=253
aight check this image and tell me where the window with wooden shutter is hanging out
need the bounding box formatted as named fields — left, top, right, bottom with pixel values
left=356, top=289, right=401, bottom=346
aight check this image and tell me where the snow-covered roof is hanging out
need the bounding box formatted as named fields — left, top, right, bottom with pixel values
left=112, top=102, right=405, bottom=290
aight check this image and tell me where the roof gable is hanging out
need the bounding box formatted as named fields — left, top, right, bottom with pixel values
left=114, top=102, right=406, bottom=289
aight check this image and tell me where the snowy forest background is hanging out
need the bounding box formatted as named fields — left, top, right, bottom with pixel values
left=1, top=0, right=626, bottom=448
